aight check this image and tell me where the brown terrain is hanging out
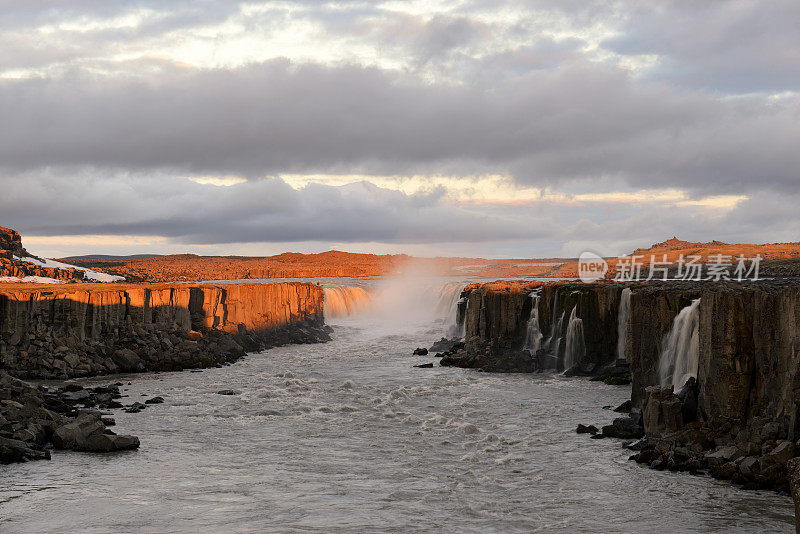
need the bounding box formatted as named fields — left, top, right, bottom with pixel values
left=606, top=237, right=800, bottom=278
left=3, top=224, right=800, bottom=283
left=59, top=250, right=577, bottom=282
left=59, top=236, right=800, bottom=282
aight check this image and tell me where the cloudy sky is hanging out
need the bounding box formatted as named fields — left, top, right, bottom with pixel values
left=1, top=1, right=798, bottom=258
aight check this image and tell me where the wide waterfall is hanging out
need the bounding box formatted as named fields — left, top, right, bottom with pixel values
left=323, top=286, right=371, bottom=318
left=523, top=291, right=543, bottom=354
left=658, top=298, right=701, bottom=390
left=616, top=288, right=631, bottom=361
left=563, top=306, right=585, bottom=371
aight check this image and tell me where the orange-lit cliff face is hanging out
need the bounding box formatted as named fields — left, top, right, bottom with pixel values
left=0, top=282, right=326, bottom=378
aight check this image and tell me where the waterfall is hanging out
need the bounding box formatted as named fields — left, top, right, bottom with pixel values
left=543, top=295, right=563, bottom=355
left=323, top=287, right=371, bottom=318
left=438, top=283, right=467, bottom=339
left=524, top=291, right=543, bottom=354
left=658, top=298, right=701, bottom=390
left=563, top=306, right=585, bottom=371
left=616, top=288, right=631, bottom=361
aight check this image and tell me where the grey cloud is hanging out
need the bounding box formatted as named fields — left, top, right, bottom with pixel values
left=2, top=167, right=797, bottom=257
left=604, top=0, right=800, bottom=93
left=0, top=170, right=549, bottom=245
left=1, top=60, right=798, bottom=195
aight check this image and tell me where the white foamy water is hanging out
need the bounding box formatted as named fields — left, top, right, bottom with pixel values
left=0, top=301, right=792, bottom=533
left=563, top=306, right=585, bottom=371
left=523, top=292, right=543, bottom=354
left=658, top=298, right=702, bottom=390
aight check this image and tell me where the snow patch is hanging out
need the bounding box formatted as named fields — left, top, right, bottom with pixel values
left=14, top=255, right=125, bottom=283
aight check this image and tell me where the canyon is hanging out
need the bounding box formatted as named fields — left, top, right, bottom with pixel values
left=4, top=223, right=800, bottom=528
left=435, top=278, right=800, bottom=495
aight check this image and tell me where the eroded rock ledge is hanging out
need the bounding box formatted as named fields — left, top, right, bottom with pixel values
left=0, top=282, right=329, bottom=379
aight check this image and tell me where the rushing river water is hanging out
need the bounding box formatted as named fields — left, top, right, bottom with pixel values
left=0, top=311, right=794, bottom=533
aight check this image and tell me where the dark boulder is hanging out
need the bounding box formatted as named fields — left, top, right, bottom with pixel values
left=51, top=413, right=106, bottom=449
left=430, top=338, right=462, bottom=353
left=601, top=416, right=644, bottom=439
left=0, top=436, right=51, bottom=463
left=76, top=433, right=140, bottom=453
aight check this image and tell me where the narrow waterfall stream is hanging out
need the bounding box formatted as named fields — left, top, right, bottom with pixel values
left=439, top=284, right=467, bottom=339
left=616, top=288, right=631, bottom=361
left=563, top=306, right=585, bottom=371
left=524, top=291, right=543, bottom=354
left=658, top=298, right=702, bottom=390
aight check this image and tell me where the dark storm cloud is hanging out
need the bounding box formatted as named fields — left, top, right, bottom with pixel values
left=1, top=59, right=798, bottom=195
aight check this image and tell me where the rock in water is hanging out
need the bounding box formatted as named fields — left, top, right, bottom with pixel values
left=0, top=436, right=51, bottom=463
left=52, top=414, right=106, bottom=450
left=601, top=417, right=644, bottom=439
left=413, top=363, right=434, bottom=368
left=430, top=338, right=464, bottom=354
left=217, top=390, right=237, bottom=395
left=413, top=348, right=428, bottom=356
left=576, top=424, right=598, bottom=435
left=77, top=433, right=140, bottom=453
left=613, top=400, right=632, bottom=413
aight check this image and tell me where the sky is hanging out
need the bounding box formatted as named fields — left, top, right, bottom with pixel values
left=1, top=0, right=798, bottom=259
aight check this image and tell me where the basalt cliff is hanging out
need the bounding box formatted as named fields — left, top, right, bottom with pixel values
left=0, top=282, right=328, bottom=379
left=437, top=279, right=800, bottom=493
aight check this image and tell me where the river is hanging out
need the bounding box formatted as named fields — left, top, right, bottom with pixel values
left=0, top=304, right=794, bottom=533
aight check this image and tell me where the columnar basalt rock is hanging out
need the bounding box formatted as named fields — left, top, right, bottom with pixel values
left=0, top=282, right=328, bottom=379
left=438, top=278, right=800, bottom=491
left=443, top=281, right=624, bottom=374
